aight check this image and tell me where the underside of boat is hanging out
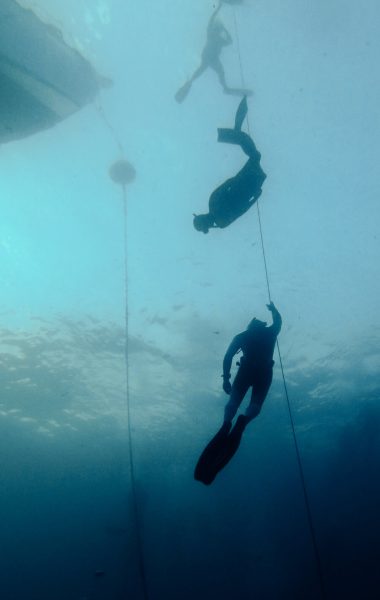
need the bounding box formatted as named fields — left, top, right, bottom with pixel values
left=0, top=0, right=104, bottom=143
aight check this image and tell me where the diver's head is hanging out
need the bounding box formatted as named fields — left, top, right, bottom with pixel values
left=247, top=317, right=267, bottom=331
left=193, top=213, right=213, bottom=234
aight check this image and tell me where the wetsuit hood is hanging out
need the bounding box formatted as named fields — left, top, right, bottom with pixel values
left=193, top=213, right=213, bottom=233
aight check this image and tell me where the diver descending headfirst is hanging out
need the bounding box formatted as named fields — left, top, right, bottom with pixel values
left=193, top=96, right=266, bottom=234
left=194, top=302, right=282, bottom=485
left=175, top=0, right=251, bottom=103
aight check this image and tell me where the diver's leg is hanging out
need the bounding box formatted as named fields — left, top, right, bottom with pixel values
left=224, top=386, right=244, bottom=423
left=226, top=414, right=248, bottom=450
left=224, top=373, right=250, bottom=423
left=244, top=400, right=262, bottom=422
left=245, top=370, right=273, bottom=423
left=212, top=58, right=253, bottom=97
left=189, top=61, right=208, bottom=83
left=175, top=62, right=207, bottom=103
left=212, top=58, right=230, bottom=92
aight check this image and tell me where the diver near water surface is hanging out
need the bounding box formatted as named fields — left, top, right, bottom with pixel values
left=195, top=302, right=282, bottom=485
left=193, top=96, right=266, bottom=233
left=175, top=0, right=251, bottom=103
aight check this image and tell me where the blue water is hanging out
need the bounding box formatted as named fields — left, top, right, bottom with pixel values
left=1, top=1, right=379, bottom=598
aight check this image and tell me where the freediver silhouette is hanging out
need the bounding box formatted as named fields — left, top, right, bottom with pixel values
left=195, top=302, right=282, bottom=485
left=193, top=96, right=266, bottom=233
left=175, top=0, right=251, bottom=103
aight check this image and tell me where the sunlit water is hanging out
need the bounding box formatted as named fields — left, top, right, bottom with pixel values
left=0, top=1, right=379, bottom=598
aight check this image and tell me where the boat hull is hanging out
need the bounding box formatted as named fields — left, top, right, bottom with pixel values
left=0, top=0, right=102, bottom=143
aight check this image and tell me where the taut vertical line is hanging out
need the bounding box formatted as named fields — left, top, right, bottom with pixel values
left=122, top=187, right=149, bottom=600
left=232, top=9, right=326, bottom=598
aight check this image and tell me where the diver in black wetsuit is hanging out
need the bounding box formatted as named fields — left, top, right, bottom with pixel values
left=193, top=96, right=266, bottom=234
left=223, top=301, right=282, bottom=424
left=194, top=302, right=282, bottom=484
left=175, top=1, right=251, bottom=103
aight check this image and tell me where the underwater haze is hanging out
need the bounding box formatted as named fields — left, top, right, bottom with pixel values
left=1, top=0, right=380, bottom=598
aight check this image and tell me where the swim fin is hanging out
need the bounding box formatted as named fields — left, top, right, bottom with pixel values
left=175, top=81, right=192, bottom=103
left=194, top=421, right=232, bottom=485
left=194, top=416, right=247, bottom=485
left=234, top=95, right=248, bottom=130
left=217, top=127, right=244, bottom=145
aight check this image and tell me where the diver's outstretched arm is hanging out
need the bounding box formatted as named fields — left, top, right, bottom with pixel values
left=267, top=302, right=282, bottom=335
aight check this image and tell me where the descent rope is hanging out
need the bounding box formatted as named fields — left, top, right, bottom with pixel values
left=121, top=188, right=150, bottom=600
left=97, top=97, right=149, bottom=600
left=232, top=8, right=326, bottom=598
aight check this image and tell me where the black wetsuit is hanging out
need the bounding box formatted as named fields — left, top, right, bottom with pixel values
left=193, top=307, right=282, bottom=485
left=223, top=308, right=282, bottom=415
left=209, top=130, right=266, bottom=229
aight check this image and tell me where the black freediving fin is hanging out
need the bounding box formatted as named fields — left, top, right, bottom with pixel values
left=194, top=416, right=247, bottom=485
left=194, top=421, right=232, bottom=485
left=217, top=127, right=243, bottom=144
left=234, top=95, right=248, bottom=130
left=217, top=96, right=248, bottom=144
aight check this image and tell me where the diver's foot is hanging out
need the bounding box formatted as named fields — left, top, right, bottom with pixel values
left=225, top=87, right=253, bottom=98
